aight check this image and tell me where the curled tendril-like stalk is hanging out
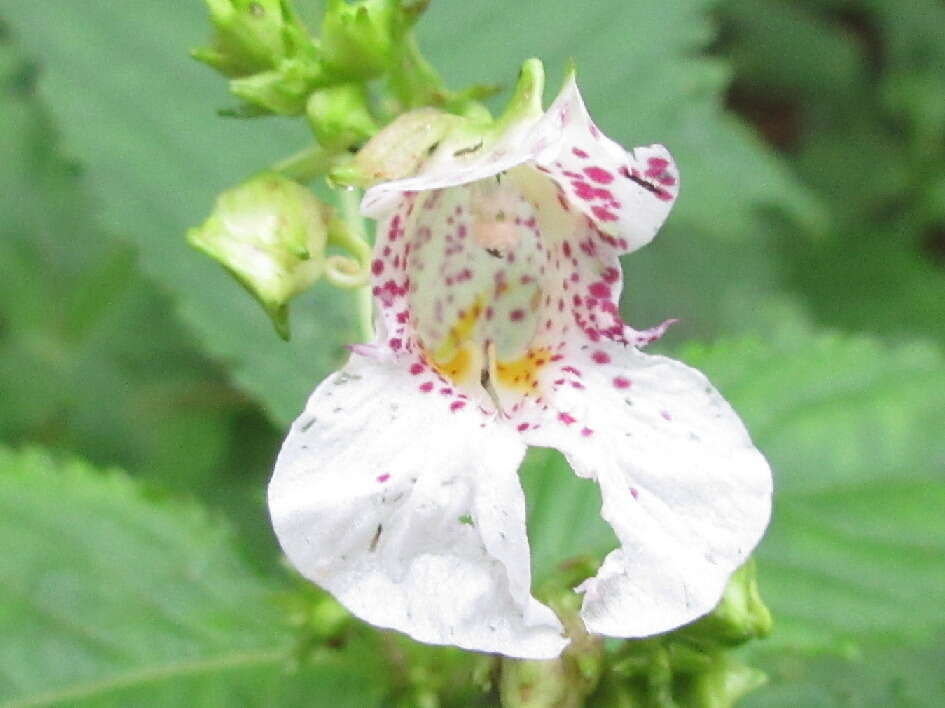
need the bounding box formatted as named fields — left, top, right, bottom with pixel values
left=324, top=190, right=374, bottom=290
left=324, top=253, right=370, bottom=288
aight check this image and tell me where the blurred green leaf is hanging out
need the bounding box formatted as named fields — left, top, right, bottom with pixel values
left=0, top=35, right=238, bottom=490
left=0, top=446, right=386, bottom=707
left=779, top=223, right=945, bottom=347
left=743, top=636, right=945, bottom=708
left=720, top=0, right=867, bottom=103
left=0, top=4, right=358, bottom=426
left=521, top=447, right=614, bottom=582
left=1, top=0, right=819, bottom=424
left=719, top=0, right=945, bottom=350
left=684, top=330, right=945, bottom=651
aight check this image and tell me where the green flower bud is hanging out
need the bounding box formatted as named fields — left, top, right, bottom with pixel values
left=678, top=654, right=768, bottom=708
left=499, top=557, right=604, bottom=708
left=306, top=83, right=379, bottom=149
left=187, top=172, right=331, bottom=339
left=320, top=0, right=428, bottom=80
left=192, top=0, right=300, bottom=77
left=678, top=561, right=773, bottom=647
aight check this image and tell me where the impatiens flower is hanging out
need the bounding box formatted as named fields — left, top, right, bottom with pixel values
left=268, top=62, right=772, bottom=659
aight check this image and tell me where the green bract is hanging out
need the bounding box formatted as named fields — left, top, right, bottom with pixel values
left=187, top=172, right=332, bottom=339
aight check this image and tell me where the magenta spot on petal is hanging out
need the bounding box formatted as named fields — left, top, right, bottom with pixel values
left=645, top=157, right=669, bottom=176
left=588, top=282, right=612, bottom=299
left=510, top=309, right=525, bottom=322
left=591, top=205, right=618, bottom=222
left=517, top=422, right=530, bottom=432
left=419, top=381, right=434, bottom=392
left=660, top=410, right=673, bottom=421
left=371, top=259, right=384, bottom=276
left=572, top=180, right=596, bottom=201
left=450, top=400, right=466, bottom=412
left=377, top=473, right=390, bottom=483
left=562, top=365, right=582, bottom=377
left=389, top=338, right=402, bottom=351
left=572, top=147, right=589, bottom=158
left=613, top=376, right=631, bottom=389
left=409, top=363, right=425, bottom=375
left=592, top=350, right=611, bottom=364
left=630, top=487, right=639, bottom=499
left=581, top=427, right=594, bottom=437
left=440, top=387, right=454, bottom=396
left=558, top=412, right=576, bottom=425
left=584, top=166, right=614, bottom=184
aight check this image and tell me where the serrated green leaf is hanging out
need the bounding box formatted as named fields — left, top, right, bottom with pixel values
left=1, top=0, right=819, bottom=424
left=0, top=446, right=386, bottom=707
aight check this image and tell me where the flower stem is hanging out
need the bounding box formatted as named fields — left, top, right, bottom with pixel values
left=270, top=144, right=338, bottom=183
left=336, top=187, right=375, bottom=343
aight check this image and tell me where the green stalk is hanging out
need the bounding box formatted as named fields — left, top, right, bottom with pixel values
left=336, top=187, right=375, bottom=343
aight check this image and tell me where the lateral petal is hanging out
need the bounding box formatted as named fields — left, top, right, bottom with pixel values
left=269, top=353, right=567, bottom=658
left=521, top=344, right=772, bottom=638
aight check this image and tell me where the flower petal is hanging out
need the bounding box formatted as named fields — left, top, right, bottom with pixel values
left=268, top=352, right=567, bottom=658
left=520, top=343, right=772, bottom=638
left=532, top=76, right=679, bottom=253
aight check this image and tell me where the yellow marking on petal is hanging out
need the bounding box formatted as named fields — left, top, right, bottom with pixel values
left=431, top=346, right=476, bottom=385
left=495, top=346, right=552, bottom=393
left=430, top=296, right=484, bottom=385
left=529, top=287, right=542, bottom=312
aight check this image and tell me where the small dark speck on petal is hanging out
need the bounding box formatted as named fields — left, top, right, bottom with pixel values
left=300, top=417, right=317, bottom=431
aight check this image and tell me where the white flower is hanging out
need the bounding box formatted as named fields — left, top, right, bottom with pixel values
left=268, top=64, right=772, bottom=659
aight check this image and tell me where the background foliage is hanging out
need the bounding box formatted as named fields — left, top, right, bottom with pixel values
left=0, top=0, right=943, bottom=705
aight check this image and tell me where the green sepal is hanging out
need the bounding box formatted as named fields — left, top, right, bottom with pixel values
left=332, top=106, right=463, bottom=187
left=229, top=56, right=328, bottom=115
left=494, top=58, right=545, bottom=130
left=186, top=172, right=332, bottom=339
left=336, top=58, right=547, bottom=189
